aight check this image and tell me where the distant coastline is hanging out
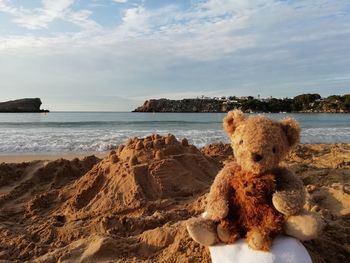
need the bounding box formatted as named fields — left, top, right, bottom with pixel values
left=133, top=93, right=350, bottom=113
left=0, top=98, right=49, bottom=113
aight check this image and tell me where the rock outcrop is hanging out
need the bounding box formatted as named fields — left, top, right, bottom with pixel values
left=133, top=94, right=350, bottom=113
left=0, top=98, right=49, bottom=112
left=133, top=98, right=226, bottom=112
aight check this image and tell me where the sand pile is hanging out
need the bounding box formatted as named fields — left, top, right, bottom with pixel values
left=0, top=156, right=101, bottom=261
left=201, top=143, right=233, bottom=163
left=284, top=143, right=350, bottom=262
left=64, top=134, right=220, bottom=220
left=0, top=138, right=349, bottom=262
left=0, top=134, right=220, bottom=262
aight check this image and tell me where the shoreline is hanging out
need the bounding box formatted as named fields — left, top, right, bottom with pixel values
left=0, top=142, right=349, bottom=164
left=0, top=152, right=107, bottom=163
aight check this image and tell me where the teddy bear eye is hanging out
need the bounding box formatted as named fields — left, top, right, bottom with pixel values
left=239, top=139, right=243, bottom=145
left=272, top=147, right=277, bottom=153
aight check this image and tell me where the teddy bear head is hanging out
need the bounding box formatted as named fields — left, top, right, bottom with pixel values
left=223, top=110, right=300, bottom=174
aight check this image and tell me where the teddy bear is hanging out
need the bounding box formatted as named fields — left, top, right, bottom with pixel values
left=187, top=110, right=321, bottom=251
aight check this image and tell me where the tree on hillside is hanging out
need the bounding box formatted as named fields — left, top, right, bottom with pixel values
left=293, top=93, right=321, bottom=110
left=326, top=95, right=342, bottom=102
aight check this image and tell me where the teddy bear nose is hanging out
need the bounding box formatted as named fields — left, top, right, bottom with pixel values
left=252, top=153, right=263, bottom=162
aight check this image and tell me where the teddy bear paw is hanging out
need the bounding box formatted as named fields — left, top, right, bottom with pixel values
left=284, top=211, right=324, bottom=240
left=246, top=229, right=272, bottom=251
left=217, top=221, right=240, bottom=244
left=206, top=201, right=229, bottom=220
left=186, top=217, right=218, bottom=246
left=272, top=192, right=303, bottom=216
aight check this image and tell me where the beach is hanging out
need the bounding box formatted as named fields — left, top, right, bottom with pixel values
left=0, top=152, right=107, bottom=164
left=2, top=0, right=349, bottom=261
left=0, top=136, right=349, bottom=262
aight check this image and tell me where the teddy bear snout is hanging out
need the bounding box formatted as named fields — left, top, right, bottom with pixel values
left=252, top=153, right=263, bottom=162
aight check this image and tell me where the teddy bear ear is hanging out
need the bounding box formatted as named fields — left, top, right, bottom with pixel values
left=223, top=110, right=246, bottom=136
left=279, top=118, right=301, bottom=146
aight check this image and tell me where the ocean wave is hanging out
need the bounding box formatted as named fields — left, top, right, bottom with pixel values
left=0, top=127, right=349, bottom=153
left=301, top=127, right=350, bottom=143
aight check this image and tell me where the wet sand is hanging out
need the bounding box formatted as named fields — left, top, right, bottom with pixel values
left=0, top=152, right=107, bottom=163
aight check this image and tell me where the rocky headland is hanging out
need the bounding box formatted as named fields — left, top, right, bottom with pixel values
left=0, top=98, right=49, bottom=113
left=133, top=94, right=350, bottom=113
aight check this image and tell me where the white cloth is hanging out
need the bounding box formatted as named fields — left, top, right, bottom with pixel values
left=209, top=236, right=312, bottom=263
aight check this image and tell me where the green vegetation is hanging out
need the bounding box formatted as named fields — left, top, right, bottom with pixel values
left=229, top=94, right=350, bottom=113
left=134, top=94, right=350, bottom=113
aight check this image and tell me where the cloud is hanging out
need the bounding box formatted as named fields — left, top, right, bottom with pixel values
left=0, top=0, right=349, bottom=110
left=0, top=0, right=99, bottom=30
left=112, top=0, right=128, bottom=3
left=120, top=5, right=149, bottom=33
left=0, top=0, right=19, bottom=16
left=1, top=1, right=349, bottom=62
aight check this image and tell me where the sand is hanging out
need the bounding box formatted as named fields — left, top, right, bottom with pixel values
left=0, top=135, right=349, bottom=262
left=0, top=152, right=107, bottom=164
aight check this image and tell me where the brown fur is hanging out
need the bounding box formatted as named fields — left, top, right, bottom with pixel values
left=219, top=166, right=285, bottom=250
left=186, top=110, right=322, bottom=250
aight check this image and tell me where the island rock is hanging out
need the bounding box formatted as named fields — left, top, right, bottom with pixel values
left=0, top=98, right=49, bottom=113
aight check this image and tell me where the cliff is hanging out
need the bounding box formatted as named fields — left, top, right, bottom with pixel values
left=133, top=94, right=350, bottom=113
left=0, top=98, right=49, bottom=113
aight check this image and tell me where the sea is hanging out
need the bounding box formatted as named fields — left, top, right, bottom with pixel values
left=0, top=112, right=349, bottom=154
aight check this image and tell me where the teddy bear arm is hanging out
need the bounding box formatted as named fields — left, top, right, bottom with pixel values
left=206, top=167, right=233, bottom=221
left=272, top=168, right=305, bottom=216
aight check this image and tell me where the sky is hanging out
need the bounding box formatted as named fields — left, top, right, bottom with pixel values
left=0, top=0, right=349, bottom=111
